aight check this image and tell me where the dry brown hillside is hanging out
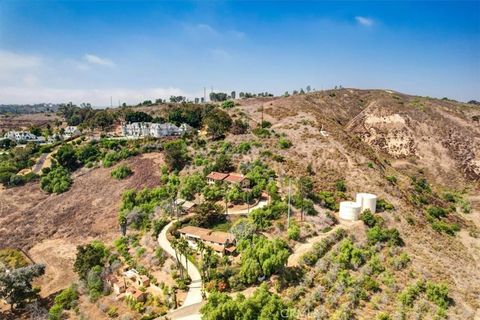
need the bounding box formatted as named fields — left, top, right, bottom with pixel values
left=228, top=89, right=480, bottom=318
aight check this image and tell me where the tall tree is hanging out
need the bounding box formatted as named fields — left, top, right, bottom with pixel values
left=0, top=264, right=46, bottom=310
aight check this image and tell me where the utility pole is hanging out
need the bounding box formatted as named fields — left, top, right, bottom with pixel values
left=287, top=177, right=291, bottom=229
left=204, top=87, right=206, bottom=103
left=110, top=96, right=113, bottom=108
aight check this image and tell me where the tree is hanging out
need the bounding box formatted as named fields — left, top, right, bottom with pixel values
left=238, top=236, right=289, bottom=284
left=73, top=241, right=107, bottom=281
left=231, top=91, right=236, bottom=99
left=191, top=202, right=226, bottom=228
left=230, top=218, right=257, bottom=241
left=163, top=140, right=189, bottom=171
left=306, top=85, right=311, bottom=92
left=179, top=173, right=206, bottom=200
left=0, top=264, right=45, bottom=310
left=209, top=92, right=228, bottom=102
left=230, top=119, right=249, bottom=135
left=40, top=166, right=72, bottom=194
left=221, top=100, right=235, bottom=109
left=201, top=283, right=292, bottom=320
left=54, top=144, right=79, bottom=170
left=203, top=108, right=232, bottom=140
left=124, top=110, right=152, bottom=123
left=212, top=153, right=234, bottom=173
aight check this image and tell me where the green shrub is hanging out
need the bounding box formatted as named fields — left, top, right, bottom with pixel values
left=111, top=164, right=133, bottom=180
left=335, top=180, right=347, bottom=192
left=431, top=221, right=460, bottom=235
left=427, top=206, right=447, bottom=219
left=377, top=199, right=395, bottom=212
left=386, top=175, right=397, bottom=185
left=252, top=127, right=271, bottom=138
left=278, top=138, right=292, bottom=149
left=221, top=100, right=235, bottom=109
left=41, top=166, right=72, bottom=194
left=287, top=223, right=300, bottom=240
left=367, top=226, right=403, bottom=246
left=48, top=304, right=63, bottom=320
left=426, top=282, right=451, bottom=309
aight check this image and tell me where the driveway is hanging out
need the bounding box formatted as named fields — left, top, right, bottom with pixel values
left=158, top=221, right=203, bottom=317
left=226, top=198, right=268, bottom=215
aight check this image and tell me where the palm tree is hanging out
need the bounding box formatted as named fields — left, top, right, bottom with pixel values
left=203, top=246, right=214, bottom=282
left=178, top=237, right=190, bottom=278
left=197, top=241, right=206, bottom=280
left=170, top=238, right=184, bottom=279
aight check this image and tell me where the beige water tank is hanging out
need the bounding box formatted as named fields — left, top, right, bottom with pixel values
left=356, top=193, right=377, bottom=214
left=339, top=201, right=362, bottom=221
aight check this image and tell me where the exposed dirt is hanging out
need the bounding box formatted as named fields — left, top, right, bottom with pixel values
left=0, top=152, right=164, bottom=250
left=0, top=113, right=61, bottom=132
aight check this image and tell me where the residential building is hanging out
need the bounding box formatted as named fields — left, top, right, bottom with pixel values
left=177, top=225, right=236, bottom=256
left=64, top=126, right=80, bottom=138
left=4, top=131, right=45, bottom=143
left=174, top=198, right=196, bottom=214
left=206, top=172, right=229, bottom=184
left=121, top=122, right=192, bottom=138
left=206, top=172, right=250, bottom=188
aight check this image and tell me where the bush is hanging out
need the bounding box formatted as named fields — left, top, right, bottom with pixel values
left=377, top=199, right=395, bottom=212
left=111, top=165, right=133, bottom=180
left=287, top=223, right=300, bottom=240
left=426, top=283, right=451, bottom=309
left=386, top=175, right=397, bottom=185
left=221, top=100, right=235, bottom=109
left=367, top=226, right=403, bottom=246
left=278, top=138, right=292, bottom=149
left=431, top=221, right=460, bottom=235
left=41, top=166, right=72, bottom=194
left=252, top=127, right=270, bottom=138
left=335, top=180, right=347, bottom=192
left=427, top=206, right=447, bottom=219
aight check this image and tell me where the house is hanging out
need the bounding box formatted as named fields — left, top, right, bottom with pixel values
left=125, top=288, right=147, bottom=302
left=106, top=275, right=126, bottom=294
left=206, top=172, right=250, bottom=188
left=206, top=172, right=229, bottom=184
left=121, top=122, right=187, bottom=138
left=64, top=126, right=80, bottom=138
left=136, top=275, right=150, bottom=288
left=4, top=131, right=45, bottom=143
left=177, top=226, right=236, bottom=256
left=174, top=198, right=196, bottom=214
left=223, top=173, right=250, bottom=188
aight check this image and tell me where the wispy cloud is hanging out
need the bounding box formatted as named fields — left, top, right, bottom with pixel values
left=355, top=16, right=374, bottom=27
left=0, top=86, right=188, bottom=106
left=0, top=50, right=41, bottom=72
left=83, top=54, right=115, bottom=67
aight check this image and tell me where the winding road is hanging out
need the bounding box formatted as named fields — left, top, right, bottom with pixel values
left=158, top=221, right=203, bottom=320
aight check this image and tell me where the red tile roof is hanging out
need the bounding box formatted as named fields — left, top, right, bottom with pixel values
left=206, top=172, right=229, bottom=181
left=224, top=173, right=247, bottom=183
left=178, top=226, right=235, bottom=245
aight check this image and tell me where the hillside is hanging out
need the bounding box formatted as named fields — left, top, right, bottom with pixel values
left=1, top=88, right=479, bottom=319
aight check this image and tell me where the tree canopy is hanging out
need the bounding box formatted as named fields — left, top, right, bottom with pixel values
left=0, top=264, right=46, bottom=310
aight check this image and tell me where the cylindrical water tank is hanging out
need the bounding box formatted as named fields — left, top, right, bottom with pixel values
left=356, top=193, right=377, bottom=214
left=339, top=201, right=361, bottom=221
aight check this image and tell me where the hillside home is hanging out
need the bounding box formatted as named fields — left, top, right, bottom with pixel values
left=174, top=198, right=197, bottom=214
left=206, top=172, right=250, bottom=188
left=121, top=122, right=192, bottom=138
left=206, top=172, right=229, bottom=184
left=177, top=225, right=236, bottom=256
left=64, top=126, right=80, bottom=138
left=4, top=131, right=45, bottom=143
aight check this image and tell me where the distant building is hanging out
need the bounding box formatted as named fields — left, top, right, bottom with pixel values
left=63, top=126, right=80, bottom=138
left=206, top=172, right=229, bottom=184
left=121, top=122, right=192, bottom=138
left=4, top=131, right=45, bottom=143
left=177, top=225, right=236, bottom=256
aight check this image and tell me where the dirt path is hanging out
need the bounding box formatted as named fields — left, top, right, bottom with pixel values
left=226, top=199, right=268, bottom=215
left=31, top=153, right=49, bottom=174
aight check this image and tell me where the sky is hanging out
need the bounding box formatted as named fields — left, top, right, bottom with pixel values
left=0, top=0, right=479, bottom=106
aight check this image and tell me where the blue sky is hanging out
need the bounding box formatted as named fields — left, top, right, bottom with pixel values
left=0, top=1, right=479, bottom=105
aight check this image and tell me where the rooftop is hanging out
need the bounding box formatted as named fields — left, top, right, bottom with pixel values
left=178, top=225, right=235, bottom=244
left=224, top=173, right=247, bottom=183
left=206, top=172, right=229, bottom=181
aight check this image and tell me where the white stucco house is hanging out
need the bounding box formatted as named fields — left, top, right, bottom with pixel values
left=4, top=131, right=45, bottom=143
left=121, top=122, right=191, bottom=138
